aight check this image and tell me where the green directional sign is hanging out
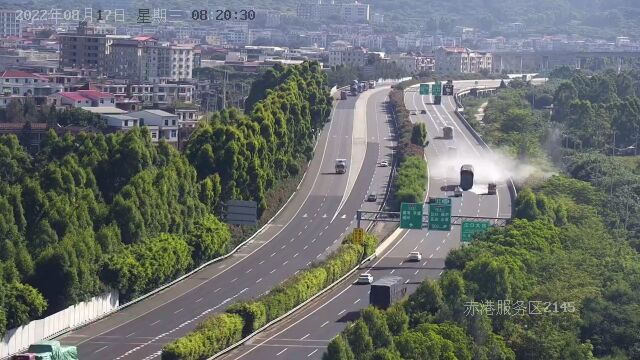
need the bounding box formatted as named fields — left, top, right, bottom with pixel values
left=428, top=198, right=451, bottom=231
left=419, top=83, right=429, bottom=95
left=432, top=82, right=442, bottom=96
left=400, top=202, right=423, bottom=229
left=461, top=221, right=491, bottom=242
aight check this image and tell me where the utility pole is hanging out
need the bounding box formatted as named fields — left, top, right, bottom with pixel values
left=222, top=70, right=228, bottom=110
left=612, top=131, right=616, bottom=156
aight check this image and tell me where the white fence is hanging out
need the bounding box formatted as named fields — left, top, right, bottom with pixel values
left=1, top=289, right=119, bottom=359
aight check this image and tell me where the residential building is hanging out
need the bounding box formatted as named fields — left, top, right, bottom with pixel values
left=371, top=13, right=384, bottom=25
left=434, top=47, right=492, bottom=74
left=128, top=109, right=179, bottom=145
left=104, top=114, right=139, bottom=129
left=129, top=81, right=194, bottom=106
left=342, top=2, right=370, bottom=22
left=59, top=21, right=108, bottom=76
left=0, top=122, right=48, bottom=152
left=328, top=41, right=366, bottom=67
left=0, top=10, right=22, bottom=37
left=50, top=90, right=115, bottom=108
left=0, top=70, right=63, bottom=108
left=174, top=108, right=200, bottom=128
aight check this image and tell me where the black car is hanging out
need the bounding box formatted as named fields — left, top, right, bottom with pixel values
left=420, top=109, right=426, bottom=114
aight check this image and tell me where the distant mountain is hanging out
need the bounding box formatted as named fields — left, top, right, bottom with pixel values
left=10, top=0, right=640, bottom=38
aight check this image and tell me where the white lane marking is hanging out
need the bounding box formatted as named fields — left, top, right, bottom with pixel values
left=259, top=260, right=265, bottom=265
left=270, top=269, right=276, bottom=274
left=174, top=308, right=183, bottom=314
left=256, top=278, right=263, bottom=283
left=422, top=261, right=428, bottom=266
left=150, top=320, right=160, bottom=326
left=231, top=277, right=238, bottom=283
left=439, top=271, right=443, bottom=275
left=283, top=260, right=289, bottom=265
left=95, top=346, right=108, bottom=353
left=354, top=299, right=360, bottom=304
left=301, top=333, right=310, bottom=340
left=271, top=252, right=276, bottom=257
left=196, top=297, right=204, bottom=302
left=277, top=348, right=288, bottom=356
left=320, top=321, right=329, bottom=328
left=308, top=349, right=318, bottom=357
left=126, top=332, right=136, bottom=337
left=390, top=269, right=395, bottom=274
left=338, top=309, right=346, bottom=315
left=298, top=231, right=303, bottom=236
left=281, top=244, right=286, bottom=249
left=436, top=246, right=440, bottom=251
left=429, top=254, right=434, bottom=258
left=246, top=268, right=253, bottom=274
left=293, top=253, right=299, bottom=258
left=312, top=238, right=317, bottom=243
left=304, top=245, right=308, bottom=250
left=75, top=96, right=343, bottom=349
left=414, top=270, right=419, bottom=275
left=404, top=279, right=410, bottom=284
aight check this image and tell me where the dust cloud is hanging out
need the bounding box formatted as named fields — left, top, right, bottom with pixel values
left=427, top=142, right=550, bottom=193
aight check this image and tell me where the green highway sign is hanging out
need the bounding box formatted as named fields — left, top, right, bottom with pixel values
left=461, top=221, right=491, bottom=242
left=432, top=82, right=442, bottom=96
left=419, top=83, right=429, bottom=95
left=428, top=198, right=451, bottom=231
left=400, top=202, right=423, bottom=229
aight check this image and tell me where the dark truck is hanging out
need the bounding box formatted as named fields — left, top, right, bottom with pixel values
left=340, top=90, right=347, bottom=100
left=14, top=340, right=78, bottom=360
left=442, top=126, right=453, bottom=139
left=460, top=164, right=474, bottom=191
left=369, top=276, right=407, bottom=309
left=350, top=84, right=358, bottom=96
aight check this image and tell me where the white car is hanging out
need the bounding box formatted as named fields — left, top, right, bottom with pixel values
left=357, top=273, right=373, bottom=284
left=408, top=252, right=422, bottom=262
left=454, top=186, right=463, bottom=197
left=379, top=160, right=389, bottom=167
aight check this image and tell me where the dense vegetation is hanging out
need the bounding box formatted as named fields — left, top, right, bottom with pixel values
left=327, top=62, right=410, bottom=88
left=388, top=89, right=428, bottom=210
left=161, top=231, right=377, bottom=360
left=0, top=62, right=331, bottom=336
left=324, top=67, right=640, bottom=360
left=325, top=174, right=640, bottom=359
left=463, top=68, right=640, bottom=248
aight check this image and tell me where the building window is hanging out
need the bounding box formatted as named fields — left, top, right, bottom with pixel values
left=172, top=119, right=176, bottom=125
left=171, top=130, right=177, bottom=138
left=151, top=132, right=157, bottom=139
left=164, top=119, right=169, bottom=126
left=124, top=120, right=129, bottom=126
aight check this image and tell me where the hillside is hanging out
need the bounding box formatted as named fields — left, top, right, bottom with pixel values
left=10, top=0, right=640, bottom=38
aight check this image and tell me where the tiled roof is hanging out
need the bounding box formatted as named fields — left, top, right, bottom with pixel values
left=0, top=70, right=41, bottom=78
left=77, top=90, right=113, bottom=99
left=59, top=92, right=89, bottom=101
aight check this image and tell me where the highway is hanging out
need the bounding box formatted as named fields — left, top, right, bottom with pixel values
left=217, top=79, right=513, bottom=360
left=56, top=86, right=396, bottom=360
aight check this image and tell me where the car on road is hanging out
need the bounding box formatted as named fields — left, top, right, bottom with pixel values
left=367, top=192, right=378, bottom=202
left=410, top=111, right=417, bottom=115
left=488, top=183, right=497, bottom=195
left=454, top=186, right=463, bottom=197
left=379, top=160, right=389, bottom=167
left=408, top=252, right=422, bottom=262
left=357, top=273, right=374, bottom=284
left=420, top=109, right=426, bottom=114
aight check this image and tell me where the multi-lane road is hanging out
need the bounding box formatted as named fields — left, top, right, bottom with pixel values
left=218, top=79, right=513, bottom=360
left=56, top=86, right=397, bottom=360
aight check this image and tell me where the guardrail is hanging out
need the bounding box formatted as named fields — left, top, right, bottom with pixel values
left=453, top=87, right=518, bottom=213
left=208, top=85, right=401, bottom=360
left=38, top=98, right=337, bottom=353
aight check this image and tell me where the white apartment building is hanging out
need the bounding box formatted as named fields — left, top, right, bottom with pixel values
left=128, top=109, right=179, bottom=145
left=328, top=41, right=367, bottom=67
left=342, top=2, right=370, bottom=22
left=434, top=47, right=492, bottom=74
left=129, top=82, right=194, bottom=106
left=169, top=45, right=194, bottom=81
left=0, top=10, right=22, bottom=37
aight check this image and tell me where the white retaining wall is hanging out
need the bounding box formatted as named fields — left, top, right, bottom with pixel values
left=1, top=289, right=119, bottom=359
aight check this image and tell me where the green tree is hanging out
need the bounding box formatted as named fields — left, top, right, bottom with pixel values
left=324, top=335, right=355, bottom=360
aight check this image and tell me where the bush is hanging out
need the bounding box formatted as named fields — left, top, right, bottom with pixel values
left=162, top=230, right=378, bottom=359
left=161, top=313, right=244, bottom=360
left=394, top=156, right=427, bottom=210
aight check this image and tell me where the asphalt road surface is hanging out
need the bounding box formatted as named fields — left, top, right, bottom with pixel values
left=217, top=79, right=514, bottom=360
left=56, top=86, right=396, bottom=360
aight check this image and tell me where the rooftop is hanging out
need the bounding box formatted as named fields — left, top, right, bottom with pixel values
left=81, top=107, right=127, bottom=114
left=131, top=109, right=177, bottom=117
left=59, top=92, right=89, bottom=101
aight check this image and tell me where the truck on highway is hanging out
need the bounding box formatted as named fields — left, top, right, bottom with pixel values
left=13, top=341, right=78, bottom=360
left=340, top=90, right=347, bottom=100
left=369, top=276, right=407, bottom=309
left=487, top=183, right=497, bottom=195
left=368, top=80, right=375, bottom=89
left=335, top=159, right=347, bottom=174
left=443, top=126, right=453, bottom=139
left=361, top=82, right=368, bottom=91
left=460, top=164, right=474, bottom=191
